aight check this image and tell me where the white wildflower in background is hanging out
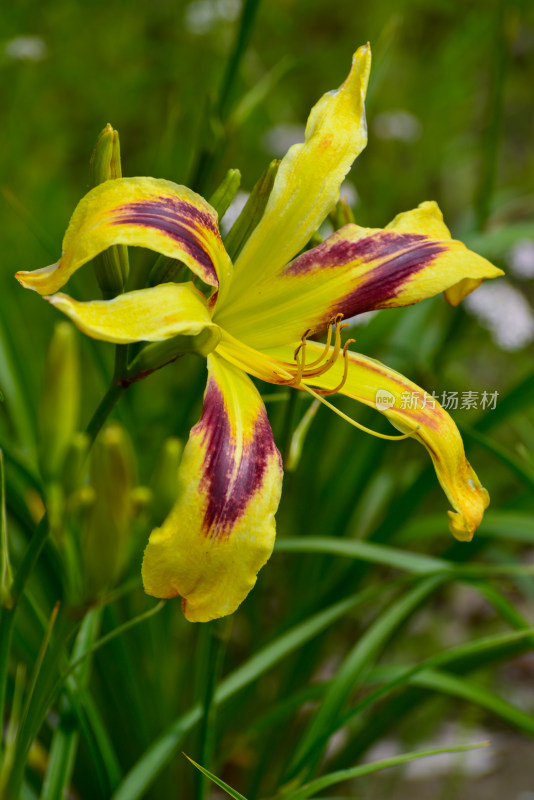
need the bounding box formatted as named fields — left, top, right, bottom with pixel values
left=184, top=0, right=241, bottom=36
left=339, top=179, right=359, bottom=207
left=220, top=190, right=249, bottom=235
left=373, top=109, right=422, bottom=142
left=464, top=280, right=534, bottom=351
left=262, top=123, right=306, bottom=157
left=508, top=238, right=534, bottom=279
left=5, top=36, right=47, bottom=61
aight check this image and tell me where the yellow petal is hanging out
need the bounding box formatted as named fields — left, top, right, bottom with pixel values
left=223, top=44, right=371, bottom=306
left=216, top=201, right=503, bottom=349
left=16, top=177, right=232, bottom=296
left=260, top=341, right=489, bottom=540
left=142, top=354, right=283, bottom=622
left=46, top=282, right=217, bottom=344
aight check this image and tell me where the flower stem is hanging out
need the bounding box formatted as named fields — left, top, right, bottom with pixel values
left=85, top=381, right=128, bottom=449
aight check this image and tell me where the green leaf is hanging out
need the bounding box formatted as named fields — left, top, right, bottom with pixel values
left=111, top=588, right=382, bottom=800
left=282, top=742, right=490, bottom=800
left=345, top=626, right=534, bottom=729
left=184, top=754, right=248, bottom=800
left=287, top=577, right=446, bottom=778
left=275, top=536, right=450, bottom=574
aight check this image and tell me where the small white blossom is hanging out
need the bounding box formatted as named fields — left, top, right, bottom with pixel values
left=5, top=36, right=47, bottom=61
left=339, top=180, right=359, bottom=207
left=262, top=123, right=305, bottom=157
left=184, top=0, right=241, bottom=35
left=373, top=109, right=421, bottom=142
left=508, top=239, right=534, bottom=279
left=464, top=280, right=534, bottom=351
left=220, top=190, right=249, bottom=235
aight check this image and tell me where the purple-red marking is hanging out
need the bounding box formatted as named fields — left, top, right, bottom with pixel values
left=287, top=230, right=446, bottom=321
left=113, top=196, right=220, bottom=285
left=194, top=378, right=281, bottom=539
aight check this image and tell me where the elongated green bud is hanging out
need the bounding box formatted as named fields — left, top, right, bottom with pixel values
left=82, top=423, right=137, bottom=597
left=38, top=322, right=80, bottom=481
left=224, top=159, right=280, bottom=260
left=208, top=168, right=241, bottom=220
left=0, top=451, right=13, bottom=609
left=286, top=399, right=320, bottom=472
left=148, top=254, right=191, bottom=288
left=61, top=432, right=90, bottom=495
left=330, top=196, right=355, bottom=229
left=149, top=437, right=184, bottom=524
left=89, top=124, right=129, bottom=297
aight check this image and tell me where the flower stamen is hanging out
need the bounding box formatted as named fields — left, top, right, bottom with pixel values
left=315, top=338, right=355, bottom=395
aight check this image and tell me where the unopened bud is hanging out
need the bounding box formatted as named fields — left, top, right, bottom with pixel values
left=208, top=169, right=241, bottom=220
left=224, top=159, right=280, bottom=260
left=89, top=124, right=129, bottom=297
left=330, top=196, right=355, bottom=229
left=38, top=322, right=80, bottom=481
left=82, top=423, right=137, bottom=597
left=285, top=399, right=320, bottom=472
left=149, top=437, right=183, bottom=523
left=0, top=451, right=13, bottom=608
left=61, top=432, right=90, bottom=495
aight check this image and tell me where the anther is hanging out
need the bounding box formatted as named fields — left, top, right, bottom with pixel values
left=315, top=338, right=355, bottom=395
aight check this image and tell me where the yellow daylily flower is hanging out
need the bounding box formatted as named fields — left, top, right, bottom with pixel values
left=16, top=45, right=503, bottom=622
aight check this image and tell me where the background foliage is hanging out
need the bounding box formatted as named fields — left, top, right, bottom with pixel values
left=1, top=0, right=534, bottom=798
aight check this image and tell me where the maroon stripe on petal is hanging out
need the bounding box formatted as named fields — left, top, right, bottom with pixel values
left=113, top=196, right=220, bottom=283
left=195, top=378, right=281, bottom=539
left=335, top=239, right=447, bottom=317
left=284, top=232, right=431, bottom=277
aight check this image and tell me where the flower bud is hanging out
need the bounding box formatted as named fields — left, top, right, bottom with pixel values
left=38, top=322, right=80, bottom=482
left=81, top=423, right=137, bottom=597
left=208, top=168, right=241, bottom=220
left=0, top=451, right=13, bottom=609
left=149, top=437, right=183, bottom=523
left=61, top=432, right=90, bottom=495
left=89, top=124, right=129, bottom=297
left=224, top=159, right=280, bottom=260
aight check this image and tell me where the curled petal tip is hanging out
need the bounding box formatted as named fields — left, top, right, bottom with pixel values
left=15, top=263, right=62, bottom=295
left=448, top=479, right=489, bottom=542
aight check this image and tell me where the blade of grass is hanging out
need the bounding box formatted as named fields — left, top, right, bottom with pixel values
left=275, top=537, right=451, bottom=574
left=287, top=576, right=446, bottom=780
left=283, top=742, right=489, bottom=800
left=40, top=607, right=103, bottom=800
left=342, top=627, right=534, bottom=730
left=185, top=754, right=248, bottom=800
left=111, top=586, right=388, bottom=800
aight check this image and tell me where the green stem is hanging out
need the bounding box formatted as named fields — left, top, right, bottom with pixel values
left=189, top=0, right=263, bottom=193
left=217, top=0, right=262, bottom=119
left=194, top=621, right=230, bottom=800
left=280, top=389, right=299, bottom=466
left=475, top=0, right=507, bottom=230
left=85, top=382, right=128, bottom=448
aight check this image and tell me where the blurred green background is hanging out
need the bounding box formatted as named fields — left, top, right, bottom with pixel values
left=1, top=0, right=534, bottom=798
